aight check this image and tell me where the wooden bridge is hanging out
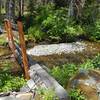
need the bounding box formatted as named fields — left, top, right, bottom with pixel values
left=4, top=19, right=68, bottom=100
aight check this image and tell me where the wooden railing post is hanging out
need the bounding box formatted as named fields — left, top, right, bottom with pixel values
left=4, top=20, right=16, bottom=58
left=4, top=21, right=10, bottom=41
left=17, top=20, right=30, bottom=80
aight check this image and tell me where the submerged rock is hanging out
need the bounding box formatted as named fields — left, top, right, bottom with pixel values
left=67, top=69, right=100, bottom=100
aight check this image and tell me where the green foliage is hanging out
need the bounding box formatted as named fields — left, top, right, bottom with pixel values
left=0, top=36, right=7, bottom=46
left=81, top=0, right=99, bottom=25
left=85, top=19, right=100, bottom=41
left=42, top=7, right=84, bottom=42
left=42, top=8, right=68, bottom=41
left=51, top=64, right=77, bottom=86
left=36, top=88, right=59, bottom=100
left=28, top=0, right=35, bottom=15
left=92, top=54, right=100, bottom=69
left=69, top=89, right=86, bottom=100
left=92, top=21, right=100, bottom=40
left=0, top=60, right=13, bottom=71
left=28, top=26, right=45, bottom=42
left=80, top=54, right=100, bottom=70
left=80, top=59, right=94, bottom=70
left=35, top=3, right=55, bottom=25
left=0, top=58, right=26, bottom=92
left=25, top=3, right=84, bottom=42
left=24, top=2, right=99, bottom=42
left=50, top=55, right=99, bottom=99
left=50, top=54, right=100, bottom=87
left=0, top=73, right=26, bottom=92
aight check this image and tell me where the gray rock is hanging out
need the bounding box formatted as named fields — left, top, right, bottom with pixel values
left=29, top=64, right=69, bottom=100
left=27, top=42, right=86, bottom=56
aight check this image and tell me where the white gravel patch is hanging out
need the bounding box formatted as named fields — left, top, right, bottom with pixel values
left=27, top=42, right=86, bottom=56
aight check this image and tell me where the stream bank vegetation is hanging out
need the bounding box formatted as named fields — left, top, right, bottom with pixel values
left=50, top=54, right=100, bottom=99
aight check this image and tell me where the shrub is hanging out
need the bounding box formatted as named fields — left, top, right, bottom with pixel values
left=42, top=7, right=84, bottom=42
left=0, top=73, right=26, bottom=92
left=0, top=59, right=26, bottom=92
left=28, top=26, right=45, bottom=42
left=80, top=59, right=94, bottom=70
left=24, top=2, right=99, bottom=42
left=25, top=3, right=86, bottom=42
left=80, top=54, right=100, bottom=70
left=35, top=3, right=55, bottom=25
left=51, top=64, right=77, bottom=86
left=36, top=88, right=59, bottom=100
left=69, top=89, right=86, bottom=100
left=92, top=54, right=100, bottom=69
left=85, top=19, right=100, bottom=41
left=0, top=36, right=7, bottom=46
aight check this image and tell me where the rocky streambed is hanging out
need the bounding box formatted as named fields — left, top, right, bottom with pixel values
left=27, top=41, right=100, bottom=67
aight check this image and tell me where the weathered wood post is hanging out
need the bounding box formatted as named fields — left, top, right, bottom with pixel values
left=4, top=20, right=10, bottom=41
left=4, top=20, right=16, bottom=57
left=17, top=20, right=30, bottom=80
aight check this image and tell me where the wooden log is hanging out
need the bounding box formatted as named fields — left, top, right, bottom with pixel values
left=4, top=20, right=16, bottom=58
left=17, top=20, right=30, bottom=80
left=4, top=20, right=10, bottom=41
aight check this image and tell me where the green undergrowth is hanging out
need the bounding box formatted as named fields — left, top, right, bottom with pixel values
left=51, top=54, right=100, bottom=87
left=0, top=74, right=26, bottom=92
left=35, top=88, right=59, bottom=100
left=0, top=59, right=26, bottom=92
left=69, top=89, right=87, bottom=100
left=51, top=64, right=77, bottom=87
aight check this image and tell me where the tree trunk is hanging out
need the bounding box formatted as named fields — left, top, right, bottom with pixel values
left=6, top=0, right=15, bottom=22
left=0, top=0, right=1, bottom=14
left=68, top=0, right=86, bottom=19
left=19, top=0, right=24, bottom=17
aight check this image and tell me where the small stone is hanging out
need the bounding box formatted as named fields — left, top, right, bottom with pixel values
left=16, top=93, right=33, bottom=100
